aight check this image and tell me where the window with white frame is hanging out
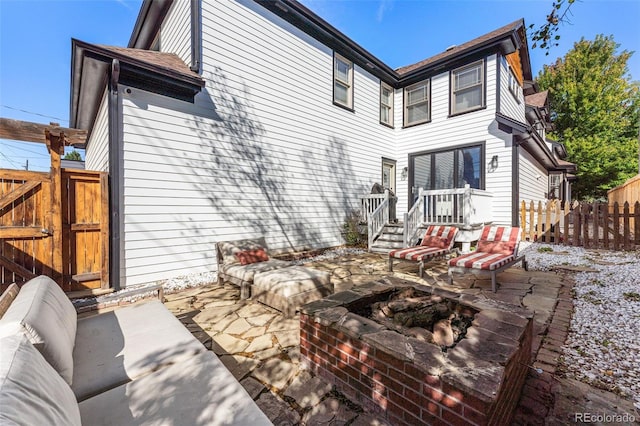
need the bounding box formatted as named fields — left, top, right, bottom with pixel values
left=549, top=174, right=562, bottom=199
left=333, top=53, right=353, bottom=109
left=451, top=60, right=484, bottom=114
left=404, top=80, right=430, bottom=126
left=380, top=82, right=394, bottom=126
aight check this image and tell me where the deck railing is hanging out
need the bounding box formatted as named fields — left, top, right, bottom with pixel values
left=422, top=186, right=493, bottom=228
left=360, top=192, right=388, bottom=222
left=403, top=189, right=424, bottom=246
left=367, top=195, right=389, bottom=250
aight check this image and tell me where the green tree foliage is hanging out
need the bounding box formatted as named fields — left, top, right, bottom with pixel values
left=537, top=35, right=640, bottom=200
left=63, top=150, right=82, bottom=161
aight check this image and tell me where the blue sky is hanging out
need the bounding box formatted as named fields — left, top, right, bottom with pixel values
left=1, top=0, right=639, bottom=171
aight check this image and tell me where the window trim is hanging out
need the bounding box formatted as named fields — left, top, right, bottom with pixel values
left=333, top=52, right=354, bottom=111
left=450, top=59, right=486, bottom=116
left=403, top=80, right=431, bottom=128
left=380, top=82, right=394, bottom=127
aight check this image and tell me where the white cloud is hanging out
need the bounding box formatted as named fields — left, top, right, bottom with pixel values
left=377, top=0, right=394, bottom=22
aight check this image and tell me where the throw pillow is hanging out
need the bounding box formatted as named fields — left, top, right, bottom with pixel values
left=420, top=235, right=449, bottom=249
left=235, top=249, right=269, bottom=265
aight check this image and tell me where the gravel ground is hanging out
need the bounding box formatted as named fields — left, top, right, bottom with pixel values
left=520, top=242, right=640, bottom=410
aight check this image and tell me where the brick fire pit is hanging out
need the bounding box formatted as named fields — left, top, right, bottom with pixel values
left=300, top=278, right=533, bottom=425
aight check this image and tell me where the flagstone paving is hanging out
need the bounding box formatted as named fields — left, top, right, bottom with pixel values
left=162, top=252, right=632, bottom=425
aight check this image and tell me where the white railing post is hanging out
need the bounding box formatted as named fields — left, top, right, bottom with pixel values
left=404, top=188, right=424, bottom=247
left=367, top=197, right=389, bottom=251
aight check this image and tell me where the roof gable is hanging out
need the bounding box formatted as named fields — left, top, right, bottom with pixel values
left=70, top=40, right=204, bottom=132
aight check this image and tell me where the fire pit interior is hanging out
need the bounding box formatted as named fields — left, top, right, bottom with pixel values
left=351, top=287, right=477, bottom=350
left=300, top=278, right=533, bottom=426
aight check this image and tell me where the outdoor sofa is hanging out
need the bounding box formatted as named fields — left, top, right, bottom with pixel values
left=0, top=275, right=271, bottom=426
left=216, top=237, right=291, bottom=299
left=216, top=237, right=333, bottom=316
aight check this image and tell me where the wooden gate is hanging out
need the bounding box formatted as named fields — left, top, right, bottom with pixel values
left=0, top=118, right=108, bottom=292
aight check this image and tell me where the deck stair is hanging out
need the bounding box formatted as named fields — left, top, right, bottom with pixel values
left=370, top=223, right=425, bottom=253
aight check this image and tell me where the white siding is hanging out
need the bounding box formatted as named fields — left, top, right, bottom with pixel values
left=498, top=55, right=525, bottom=122
left=519, top=149, right=548, bottom=203
left=395, top=54, right=514, bottom=225
left=85, top=89, right=109, bottom=172
left=117, top=0, right=395, bottom=286
left=159, top=0, right=191, bottom=64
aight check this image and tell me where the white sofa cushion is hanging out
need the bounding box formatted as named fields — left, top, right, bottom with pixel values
left=0, top=335, right=81, bottom=426
left=0, top=275, right=77, bottom=384
left=79, top=351, right=271, bottom=426
left=72, top=299, right=207, bottom=401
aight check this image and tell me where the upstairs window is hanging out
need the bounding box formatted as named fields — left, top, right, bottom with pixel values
left=508, top=68, right=522, bottom=103
left=380, top=82, right=394, bottom=126
left=451, top=60, right=484, bottom=115
left=404, top=80, right=430, bottom=126
left=334, top=53, right=353, bottom=109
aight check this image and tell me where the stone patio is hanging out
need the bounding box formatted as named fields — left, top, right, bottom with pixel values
left=160, top=252, right=631, bottom=425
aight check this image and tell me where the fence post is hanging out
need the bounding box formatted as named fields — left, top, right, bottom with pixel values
left=520, top=201, right=526, bottom=240
left=536, top=201, right=543, bottom=242
left=603, top=202, right=610, bottom=249
left=623, top=202, right=631, bottom=251
left=583, top=203, right=590, bottom=248
left=563, top=201, right=570, bottom=246
left=529, top=201, right=535, bottom=241
left=635, top=201, right=640, bottom=247
left=45, top=130, right=64, bottom=288
left=613, top=202, right=620, bottom=251
left=573, top=203, right=581, bottom=247
left=100, top=173, right=110, bottom=289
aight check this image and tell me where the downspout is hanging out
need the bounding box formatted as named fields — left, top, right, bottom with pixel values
left=108, top=59, right=122, bottom=291
left=512, top=135, right=520, bottom=227
left=190, top=0, right=201, bottom=73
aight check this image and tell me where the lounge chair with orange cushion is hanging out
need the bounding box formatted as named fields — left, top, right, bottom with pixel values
left=447, top=225, right=527, bottom=292
left=388, top=225, right=458, bottom=278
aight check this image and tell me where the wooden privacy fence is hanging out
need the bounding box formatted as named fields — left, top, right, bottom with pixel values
left=0, top=118, right=108, bottom=292
left=520, top=200, right=640, bottom=250
left=0, top=168, right=109, bottom=291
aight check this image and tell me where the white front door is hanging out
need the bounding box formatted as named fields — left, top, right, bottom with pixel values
left=382, top=159, right=396, bottom=194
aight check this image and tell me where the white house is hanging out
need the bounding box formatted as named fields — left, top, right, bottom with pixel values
left=69, top=0, right=574, bottom=289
